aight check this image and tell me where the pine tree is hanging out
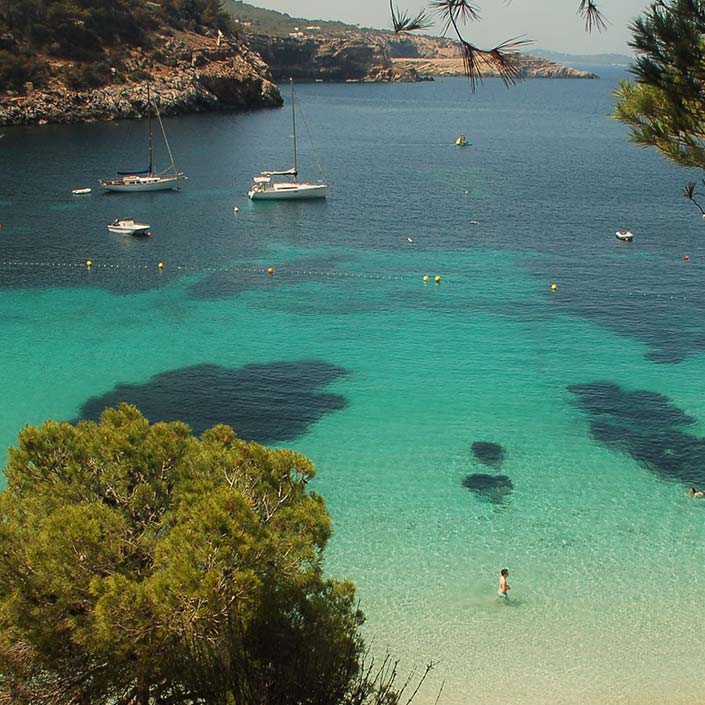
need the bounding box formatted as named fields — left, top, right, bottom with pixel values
left=0, top=404, right=423, bottom=705
left=614, top=0, right=705, bottom=214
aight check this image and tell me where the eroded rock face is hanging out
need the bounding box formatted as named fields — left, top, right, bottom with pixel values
left=0, top=30, right=282, bottom=126
left=248, top=33, right=421, bottom=82
left=382, top=33, right=598, bottom=79
left=391, top=56, right=598, bottom=79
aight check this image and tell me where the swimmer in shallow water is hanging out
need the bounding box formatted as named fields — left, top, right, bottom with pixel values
left=498, top=568, right=510, bottom=599
left=686, top=487, right=705, bottom=498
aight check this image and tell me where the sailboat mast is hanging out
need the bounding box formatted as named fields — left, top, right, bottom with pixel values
left=147, top=85, right=153, bottom=175
left=290, top=78, right=297, bottom=179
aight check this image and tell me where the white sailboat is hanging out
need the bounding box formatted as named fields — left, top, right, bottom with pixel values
left=100, top=89, right=186, bottom=193
left=248, top=79, right=327, bottom=201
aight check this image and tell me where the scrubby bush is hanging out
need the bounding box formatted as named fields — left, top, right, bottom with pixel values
left=63, top=61, right=112, bottom=90
left=126, top=69, right=152, bottom=83
left=0, top=50, right=48, bottom=93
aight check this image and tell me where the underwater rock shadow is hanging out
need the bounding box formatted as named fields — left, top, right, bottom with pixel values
left=462, top=473, right=513, bottom=505
left=471, top=441, right=505, bottom=469
left=77, top=361, right=349, bottom=443
left=569, top=381, right=705, bottom=486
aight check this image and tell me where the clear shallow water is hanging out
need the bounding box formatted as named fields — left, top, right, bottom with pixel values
left=3, top=69, right=705, bottom=703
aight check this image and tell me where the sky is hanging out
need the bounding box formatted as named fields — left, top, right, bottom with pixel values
left=245, top=0, right=652, bottom=54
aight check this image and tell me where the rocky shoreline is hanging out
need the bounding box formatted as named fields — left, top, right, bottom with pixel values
left=248, top=33, right=421, bottom=83
left=0, top=25, right=597, bottom=127
left=392, top=56, right=598, bottom=80
left=0, top=31, right=282, bottom=127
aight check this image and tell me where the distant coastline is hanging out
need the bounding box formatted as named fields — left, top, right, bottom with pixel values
left=391, top=56, right=598, bottom=80
left=0, top=0, right=605, bottom=128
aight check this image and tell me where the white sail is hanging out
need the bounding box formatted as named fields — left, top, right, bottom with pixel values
left=100, top=88, right=186, bottom=193
left=248, top=79, right=327, bottom=201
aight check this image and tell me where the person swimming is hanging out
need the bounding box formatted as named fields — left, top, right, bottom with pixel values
left=686, top=487, right=705, bottom=498
left=498, top=568, right=510, bottom=599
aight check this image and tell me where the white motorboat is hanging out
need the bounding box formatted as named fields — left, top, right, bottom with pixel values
left=100, top=87, right=185, bottom=193
left=72, top=187, right=92, bottom=195
left=107, top=218, right=151, bottom=236
left=248, top=79, right=327, bottom=201
left=615, top=230, right=634, bottom=242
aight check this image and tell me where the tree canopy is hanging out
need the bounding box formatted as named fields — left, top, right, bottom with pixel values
left=614, top=0, right=705, bottom=212
left=0, top=404, right=382, bottom=705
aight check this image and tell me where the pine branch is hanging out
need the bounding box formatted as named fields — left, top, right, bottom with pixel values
left=391, top=0, right=432, bottom=32
left=684, top=181, right=705, bottom=216
left=578, top=0, right=607, bottom=32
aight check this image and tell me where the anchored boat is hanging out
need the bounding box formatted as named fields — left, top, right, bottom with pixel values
left=100, top=88, right=186, bottom=193
left=615, top=230, right=634, bottom=242
left=107, top=218, right=151, bottom=236
left=248, top=79, right=327, bottom=201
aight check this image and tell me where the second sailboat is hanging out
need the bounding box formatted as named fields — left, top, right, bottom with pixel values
left=248, top=79, right=327, bottom=200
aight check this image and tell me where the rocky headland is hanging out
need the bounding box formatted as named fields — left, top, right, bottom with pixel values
left=247, top=32, right=420, bottom=82
left=244, top=27, right=596, bottom=83
left=0, top=0, right=597, bottom=128
left=381, top=33, right=598, bottom=79
left=0, top=30, right=282, bottom=127
left=391, top=55, right=598, bottom=80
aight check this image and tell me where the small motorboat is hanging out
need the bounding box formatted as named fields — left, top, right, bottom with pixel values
left=108, top=218, right=151, bottom=236
left=72, top=187, right=92, bottom=195
left=616, top=230, right=634, bottom=242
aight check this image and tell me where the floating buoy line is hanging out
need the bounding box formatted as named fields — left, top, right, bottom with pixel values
left=0, top=259, right=415, bottom=282
left=0, top=260, right=696, bottom=300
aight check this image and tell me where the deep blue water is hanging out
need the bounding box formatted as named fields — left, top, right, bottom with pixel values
left=2, top=68, right=705, bottom=704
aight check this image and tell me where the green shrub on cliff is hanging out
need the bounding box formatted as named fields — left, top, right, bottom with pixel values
left=62, top=61, right=113, bottom=90
left=0, top=50, right=48, bottom=93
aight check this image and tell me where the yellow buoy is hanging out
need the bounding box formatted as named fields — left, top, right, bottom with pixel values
left=158, top=261, right=164, bottom=269
left=422, top=275, right=429, bottom=284
left=85, top=259, right=92, bottom=268
left=267, top=267, right=274, bottom=275
left=435, top=275, right=441, bottom=284
left=551, top=283, right=557, bottom=291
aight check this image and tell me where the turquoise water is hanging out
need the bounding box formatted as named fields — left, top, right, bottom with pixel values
left=3, top=70, right=705, bottom=703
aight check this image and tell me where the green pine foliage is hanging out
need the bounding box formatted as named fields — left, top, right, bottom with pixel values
left=0, top=404, right=370, bottom=705
left=614, top=0, right=705, bottom=171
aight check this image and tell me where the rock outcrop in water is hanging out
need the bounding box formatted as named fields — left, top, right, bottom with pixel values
left=0, top=30, right=282, bottom=127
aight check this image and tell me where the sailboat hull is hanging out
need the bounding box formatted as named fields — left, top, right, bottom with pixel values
left=248, top=183, right=328, bottom=200
left=100, top=175, right=184, bottom=192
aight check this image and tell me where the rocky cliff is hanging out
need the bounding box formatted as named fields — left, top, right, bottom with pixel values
left=381, top=33, right=598, bottom=79
left=246, top=28, right=596, bottom=83
left=0, top=30, right=282, bottom=127
left=392, top=56, right=598, bottom=79
left=247, top=33, right=420, bottom=82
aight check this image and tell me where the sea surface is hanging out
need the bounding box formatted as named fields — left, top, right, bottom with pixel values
left=2, top=68, right=705, bottom=704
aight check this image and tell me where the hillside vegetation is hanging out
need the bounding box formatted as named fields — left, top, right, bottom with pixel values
left=0, top=0, right=231, bottom=93
left=222, top=0, right=362, bottom=37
